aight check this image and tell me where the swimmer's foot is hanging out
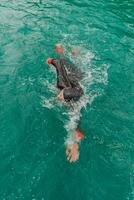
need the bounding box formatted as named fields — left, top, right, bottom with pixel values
left=55, top=43, right=64, bottom=53
left=66, top=142, right=79, bottom=163
left=66, top=129, right=84, bottom=163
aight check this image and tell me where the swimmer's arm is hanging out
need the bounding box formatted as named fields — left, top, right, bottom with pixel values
left=51, top=58, right=59, bottom=67
left=59, top=52, right=66, bottom=60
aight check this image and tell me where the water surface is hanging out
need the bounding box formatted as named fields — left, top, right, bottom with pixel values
left=0, top=0, right=134, bottom=199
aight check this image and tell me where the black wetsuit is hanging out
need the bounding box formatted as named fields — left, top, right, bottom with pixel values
left=51, top=57, right=84, bottom=102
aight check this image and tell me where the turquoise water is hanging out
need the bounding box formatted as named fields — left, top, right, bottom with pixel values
left=0, top=0, right=134, bottom=199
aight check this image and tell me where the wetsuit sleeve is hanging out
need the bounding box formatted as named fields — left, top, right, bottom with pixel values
left=60, top=58, right=85, bottom=80
left=51, top=59, right=71, bottom=89
left=61, top=58, right=76, bottom=73
left=51, top=59, right=60, bottom=68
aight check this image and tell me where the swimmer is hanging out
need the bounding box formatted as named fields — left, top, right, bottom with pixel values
left=46, top=44, right=84, bottom=162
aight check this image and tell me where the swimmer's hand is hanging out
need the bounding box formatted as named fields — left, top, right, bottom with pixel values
left=55, top=44, right=64, bottom=53
left=66, top=142, right=79, bottom=163
left=56, top=90, right=64, bottom=101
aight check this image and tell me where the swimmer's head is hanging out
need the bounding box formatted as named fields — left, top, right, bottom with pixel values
left=63, top=88, right=81, bottom=102
left=46, top=58, right=53, bottom=65
left=55, top=43, right=63, bottom=53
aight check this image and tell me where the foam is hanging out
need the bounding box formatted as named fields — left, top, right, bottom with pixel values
left=42, top=98, right=54, bottom=109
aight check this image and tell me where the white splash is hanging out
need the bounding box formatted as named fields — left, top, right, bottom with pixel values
left=42, top=98, right=54, bottom=109
left=41, top=45, right=109, bottom=144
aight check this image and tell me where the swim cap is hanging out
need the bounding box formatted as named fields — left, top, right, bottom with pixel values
left=63, top=88, right=81, bottom=102
left=47, top=58, right=53, bottom=64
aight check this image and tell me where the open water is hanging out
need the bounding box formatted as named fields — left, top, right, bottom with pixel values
left=0, top=0, right=134, bottom=199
